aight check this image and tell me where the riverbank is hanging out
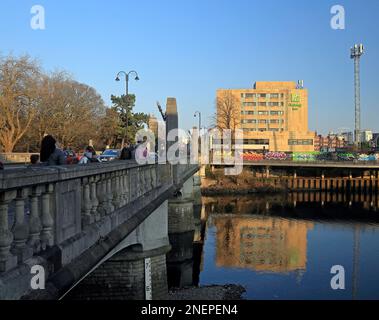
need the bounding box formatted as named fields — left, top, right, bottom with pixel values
left=201, top=170, right=286, bottom=195
left=168, top=285, right=246, bottom=300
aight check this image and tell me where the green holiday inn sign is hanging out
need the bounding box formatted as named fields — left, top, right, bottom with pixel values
left=289, top=93, right=302, bottom=110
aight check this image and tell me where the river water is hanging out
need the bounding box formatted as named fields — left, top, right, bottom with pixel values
left=182, top=193, right=379, bottom=300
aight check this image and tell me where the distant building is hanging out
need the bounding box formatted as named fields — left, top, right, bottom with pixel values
left=340, top=132, right=354, bottom=145
left=314, top=132, right=347, bottom=152
left=361, top=130, right=373, bottom=143
left=371, top=133, right=379, bottom=148
left=148, top=114, right=159, bottom=137
left=216, top=81, right=315, bottom=152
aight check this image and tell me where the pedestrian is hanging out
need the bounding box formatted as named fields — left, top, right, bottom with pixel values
left=135, top=140, right=148, bottom=163
left=0, top=161, right=3, bottom=170
left=120, top=143, right=133, bottom=160
left=87, top=146, right=97, bottom=157
left=30, top=154, right=40, bottom=165
left=79, top=146, right=100, bottom=164
left=40, top=135, right=66, bottom=166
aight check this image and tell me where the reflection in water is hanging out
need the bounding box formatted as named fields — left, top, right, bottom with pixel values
left=213, top=215, right=313, bottom=273
left=170, top=192, right=379, bottom=299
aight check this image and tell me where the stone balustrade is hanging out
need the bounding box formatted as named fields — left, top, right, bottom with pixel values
left=0, top=161, right=176, bottom=274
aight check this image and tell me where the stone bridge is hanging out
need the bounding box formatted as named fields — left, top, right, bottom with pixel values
left=0, top=158, right=199, bottom=300
left=0, top=98, right=201, bottom=300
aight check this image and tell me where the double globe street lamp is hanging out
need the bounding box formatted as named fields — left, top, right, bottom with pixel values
left=115, top=70, right=140, bottom=147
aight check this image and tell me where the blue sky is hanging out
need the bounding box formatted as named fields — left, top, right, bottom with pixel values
left=1, top=0, right=378, bottom=134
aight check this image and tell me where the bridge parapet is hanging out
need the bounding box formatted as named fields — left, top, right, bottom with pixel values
left=0, top=162, right=174, bottom=275
left=0, top=160, right=198, bottom=299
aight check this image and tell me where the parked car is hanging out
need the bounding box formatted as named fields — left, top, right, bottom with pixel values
left=98, top=149, right=120, bottom=162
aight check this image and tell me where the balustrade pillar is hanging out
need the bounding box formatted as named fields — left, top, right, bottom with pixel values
left=0, top=191, right=18, bottom=272
left=130, top=170, right=136, bottom=202
left=112, top=172, right=121, bottom=209
left=140, top=168, right=145, bottom=195
left=97, top=174, right=107, bottom=217
left=28, top=186, right=42, bottom=254
left=145, top=168, right=151, bottom=192
left=90, top=176, right=100, bottom=221
left=40, top=184, right=54, bottom=250
left=106, top=173, right=114, bottom=214
left=137, top=168, right=143, bottom=198
left=11, top=189, right=33, bottom=264
left=82, top=178, right=93, bottom=227
left=151, top=167, right=157, bottom=189
left=119, top=172, right=125, bottom=206
left=122, top=171, right=129, bottom=206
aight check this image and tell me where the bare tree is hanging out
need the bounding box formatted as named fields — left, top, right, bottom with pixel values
left=97, top=107, right=120, bottom=148
left=216, top=91, right=240, bottom=130
left=0, top=55, right=42, bottom=152
left=31, top=72, right=106, bottom=149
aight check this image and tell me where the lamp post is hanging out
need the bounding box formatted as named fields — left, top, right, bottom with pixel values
left=115, top=70, right=139, bottom=95
left=194, top=111, right=201, bottom=133
left=194, top=111, right=202, bottom=158
left=115, top=70, right=140, bottom=147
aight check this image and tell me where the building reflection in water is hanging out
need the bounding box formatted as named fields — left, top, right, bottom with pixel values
left=213, top=215, right=313, bottom=273
left=168, top=191, right=378, bottom=298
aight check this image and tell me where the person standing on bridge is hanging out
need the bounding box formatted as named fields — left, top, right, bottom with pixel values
left=40, top=135, right=66, bottom=166
left=120, top=143, right=134, bottom=160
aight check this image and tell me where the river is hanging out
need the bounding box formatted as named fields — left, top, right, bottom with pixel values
left=171, top=192, right=379, bottom=300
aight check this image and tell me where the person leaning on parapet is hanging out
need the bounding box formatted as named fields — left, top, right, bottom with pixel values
left=40, top=135, right=66, bottom=166
left=79, top=146, right=100, bottom=164
left=0, top=161, right=4, bottom=170
left=26, top=154, right=41, bottom=168
left=120, top=143, right=134, bottom=160
left=135, top=140, right=148, bottom=163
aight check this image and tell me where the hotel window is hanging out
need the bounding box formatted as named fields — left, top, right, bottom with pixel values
left=243, top=102, right=254, bottom=106
left=270, top=93, right=279, bottom=99
left=269, top=128, right=279, bottom=132
left=258, top=111, right=269, bottom=115
left=270, top=111, right=284, bottom=115
left=244, top=93, right=255, bottom=98
left=241, top=111, right=255, bottom=115
left=242, top=119, right=257, bottom=124
left=288, top=139, right=313, bottom=146
left=259, top=119, right=267, bottom=124
left=244, top=139, right=269, bottom=145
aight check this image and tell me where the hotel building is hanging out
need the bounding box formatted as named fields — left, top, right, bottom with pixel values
left=217, top=81, right=315, bottom=152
